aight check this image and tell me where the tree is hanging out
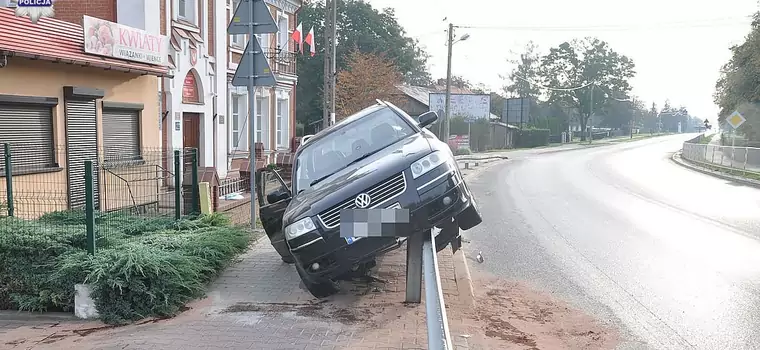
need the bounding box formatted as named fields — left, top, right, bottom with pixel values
left=538, top=38, right=636, bottom=140
left=501, top=41, right=542, bottom=100
left=335, top=50, right=402, bottom=118
left=713, top=12, right=760, bottom=140
left=295, top=0, right=431, bottom=127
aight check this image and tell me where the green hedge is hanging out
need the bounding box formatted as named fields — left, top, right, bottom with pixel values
left=515, top=129, right=551, bottom=148
left=0, top=212, right=250, bottom=325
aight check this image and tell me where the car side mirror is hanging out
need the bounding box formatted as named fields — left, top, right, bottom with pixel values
left=267, top=188, right=291, bottom=204
left=418, top=111, right=439, bottom=128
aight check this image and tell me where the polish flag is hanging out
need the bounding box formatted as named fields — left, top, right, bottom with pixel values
left=304, top=27, right=315, bottom=57
left=290, top=22, right=303, bottom=53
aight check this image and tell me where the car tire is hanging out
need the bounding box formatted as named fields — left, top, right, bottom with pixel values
left=295, top=262, right=340, bottom=298
left=281, top=254, right=295, bottom=264
left=457, top=203, right=482, bottom=231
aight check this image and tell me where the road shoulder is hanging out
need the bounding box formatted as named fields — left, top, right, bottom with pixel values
left=671, top=151, right=760, bottom=189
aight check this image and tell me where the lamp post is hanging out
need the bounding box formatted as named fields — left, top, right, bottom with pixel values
left=443, top=24, right=470, bottom=144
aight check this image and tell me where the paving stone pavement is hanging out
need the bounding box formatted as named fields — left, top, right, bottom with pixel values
left=0, top=236, right=481, bottom=350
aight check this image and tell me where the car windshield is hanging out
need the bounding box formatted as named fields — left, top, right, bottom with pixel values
left=294, top=107, right=415, bottom=193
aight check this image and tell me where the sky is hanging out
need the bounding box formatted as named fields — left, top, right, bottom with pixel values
left=366, top=0, right=759, bottom=123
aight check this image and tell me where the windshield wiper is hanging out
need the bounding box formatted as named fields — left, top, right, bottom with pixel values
left=308, top=148, right=384, bottom=187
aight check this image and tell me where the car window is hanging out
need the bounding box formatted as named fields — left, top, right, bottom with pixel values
left=258, top=170, right=287, bottom=206
left=293, top=107, right=415, bottom=193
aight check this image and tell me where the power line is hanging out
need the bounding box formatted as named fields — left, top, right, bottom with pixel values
left=456, top=16, right=753, bottom=32
left=512, top=73, right=592, bottom=92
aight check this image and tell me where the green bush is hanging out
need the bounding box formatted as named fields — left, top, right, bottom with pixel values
left=453, top=148, right=471, bottom=156
left=0, top=212, right=250, bottom=324
left=516, top=128, right=551, bottom=148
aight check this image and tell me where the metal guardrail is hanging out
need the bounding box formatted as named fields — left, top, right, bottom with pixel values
left=423, top=231, right=454, bottom=349
left=681, top=141, right=760, bottom=176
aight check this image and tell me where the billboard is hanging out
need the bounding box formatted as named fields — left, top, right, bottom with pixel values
left=429, top=93, right=490, bottom=123
left=83, top=15, right=169, bottom=66
left=503, top=97, right=531, bottom=125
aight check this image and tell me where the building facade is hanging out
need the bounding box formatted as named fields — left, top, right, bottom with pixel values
left=227, top=0, right=301, bottom=175
left=0, top=6, right=169, bottom=217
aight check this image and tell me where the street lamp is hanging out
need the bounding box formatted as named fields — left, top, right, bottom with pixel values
left=443, top=24, right=470, bottom=144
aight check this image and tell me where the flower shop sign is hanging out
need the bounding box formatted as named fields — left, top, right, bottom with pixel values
left=83, top=15, right=169, bottom=66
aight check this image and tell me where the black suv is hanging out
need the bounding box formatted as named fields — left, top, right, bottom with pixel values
left=255, top=101, right=482, bottom=298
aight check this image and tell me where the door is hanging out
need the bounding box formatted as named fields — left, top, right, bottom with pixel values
left=65, top=99, right=99, bottom=209
left=256, top=168, right=292, bottom=258
left=182, top=113, right=200, bottom=172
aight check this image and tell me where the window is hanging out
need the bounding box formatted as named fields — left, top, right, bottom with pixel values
left=0, top=103, right=55, bottom=173
left=102, top=108, right=141, bottom=164
left=293, top=107, right=415, bottom=193
left=277, top=15, right=289, bottom=51
left=177, top=0, right=196, bottom=24
left=276, top=99, right=288, bottom=147
left=231, top=95, right=240, bottom=147
left=231, top=0, right=244, bottom=46
left=255, top=97, right=264, bottom=146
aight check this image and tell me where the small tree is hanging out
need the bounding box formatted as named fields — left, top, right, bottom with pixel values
left=336, top=50, right=402, bottom=119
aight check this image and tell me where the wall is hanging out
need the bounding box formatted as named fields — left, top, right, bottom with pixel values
left=53, top=0, right=116, bottom=25
left=0, top=58, right=161, bottom=218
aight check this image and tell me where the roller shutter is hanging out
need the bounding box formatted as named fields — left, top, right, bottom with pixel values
left=65, top=99, right=99, bottom=209
left=102, top=108, right=140, bottom=162
left=0, top=104, right=55, bottom=172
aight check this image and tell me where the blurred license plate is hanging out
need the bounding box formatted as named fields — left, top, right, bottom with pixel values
left=344, top=203, right=402, bottom=245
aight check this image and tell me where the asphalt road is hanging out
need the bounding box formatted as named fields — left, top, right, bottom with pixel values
left=464, top=134, right=760, bottom=350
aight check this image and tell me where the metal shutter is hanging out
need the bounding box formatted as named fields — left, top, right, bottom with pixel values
left=102, top=108, right=140, bottom=161
left=65, top=99, right=99, bottom=209
left=0, top=104, right=54, bottom=171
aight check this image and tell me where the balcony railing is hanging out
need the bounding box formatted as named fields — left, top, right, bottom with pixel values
left=265, top=49, right=297, bottom=76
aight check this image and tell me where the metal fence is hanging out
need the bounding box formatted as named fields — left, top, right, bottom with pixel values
left=681, top=140, right=760, bottom=179
left=0, top=143, right=202, bottom=253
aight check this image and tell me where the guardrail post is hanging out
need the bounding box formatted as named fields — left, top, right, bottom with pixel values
left=4, top=143, right=14, bottom=217
left=744, top=147, right=749, bottom=176
left=191, top=148, right=199, bottom=215
left=84, top=160, right=96, bottom=255
left=174, top=150, right=181, bottom=220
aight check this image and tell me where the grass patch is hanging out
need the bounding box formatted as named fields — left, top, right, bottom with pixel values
left=0, top=211, right=250, bottom=324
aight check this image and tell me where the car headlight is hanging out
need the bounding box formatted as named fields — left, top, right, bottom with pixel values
left=284, top=217, right=316, bottom=240
left=410, top=151, right=447, bottom=179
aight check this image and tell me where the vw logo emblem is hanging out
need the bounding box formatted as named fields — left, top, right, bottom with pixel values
left=354, top=193, right=372, bottom=208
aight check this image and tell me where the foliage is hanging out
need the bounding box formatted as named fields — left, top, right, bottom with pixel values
left=336, top=50, right=402, bottom=118
left=0, top=212, right=249, bottom=324
left=539, top=38, right=636, bottom=140
left=453, top=148, right=471, bottom=156
left=501, top=41, right=542, bottom=100
left=713, top=12, right=760, bottom=141
left=515, top=129, right=551, bottom=148
left=295, top=0, right=431, bottom=126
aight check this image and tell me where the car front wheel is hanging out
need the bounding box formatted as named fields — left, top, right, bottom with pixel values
left=295, top=262, right=340, bottom=298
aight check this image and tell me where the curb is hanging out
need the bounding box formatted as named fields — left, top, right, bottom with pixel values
left=447, top=157, right=509, bottom=307
left=0, top=310, right=80, bottom=322
left=671, top=152, right=760, bottom=189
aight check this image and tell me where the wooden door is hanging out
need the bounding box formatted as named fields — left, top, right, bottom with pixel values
left=183, top=113, right=201, bottom=172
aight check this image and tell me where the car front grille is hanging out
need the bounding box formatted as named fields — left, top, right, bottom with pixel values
left=317, top=172, right=407, bottom=229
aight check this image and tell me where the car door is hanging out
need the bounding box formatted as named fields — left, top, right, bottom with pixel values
left=255, top=168, right=292, bottom=256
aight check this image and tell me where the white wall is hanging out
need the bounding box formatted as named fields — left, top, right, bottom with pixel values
left=214, top=0, right=229, bottom=177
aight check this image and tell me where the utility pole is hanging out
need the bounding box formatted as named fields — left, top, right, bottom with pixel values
left=588, top=84, right=594, bottom=144
left=330, top=0, right=337, bottom=125
left=322, top=0, right=337, bottom=129
left=444, top=23, right=454, bottom=143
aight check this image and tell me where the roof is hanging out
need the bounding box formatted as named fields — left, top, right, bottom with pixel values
left=395, top=84, right=506, bottom=123
left=0, top=8, right=169, bottom=77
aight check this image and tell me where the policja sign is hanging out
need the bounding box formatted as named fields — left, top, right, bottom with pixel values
left=228, top=0, right=279, bottom=229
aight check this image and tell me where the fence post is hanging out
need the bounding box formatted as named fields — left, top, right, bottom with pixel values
left=191, top=148, right=199, bottom=215
left=84, top=160, right=96, bottom=255
left=174, top=150, right=181, bottom=220
left=4, top=144, right=14, bottom=217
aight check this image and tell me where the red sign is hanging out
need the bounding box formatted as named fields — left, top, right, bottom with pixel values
left=447, top=135, right=470, bottom=150
left=182, top=73, right=199, bottom=103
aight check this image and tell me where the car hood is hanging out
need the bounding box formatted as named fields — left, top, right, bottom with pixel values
left=284, top=133, right=432, bottom=223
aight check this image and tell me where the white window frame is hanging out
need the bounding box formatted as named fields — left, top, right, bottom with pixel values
left=177, top=0, right=197, bottom=24
left=230, top=95, right=241, bottom=148
left=276, top=98, right=289, bottom=148
left=277, top=13, right=289, bottom=51
left=255, top=97, right=266, bottom=149
left=230, top=0, right=245, bottom=47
